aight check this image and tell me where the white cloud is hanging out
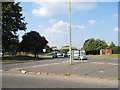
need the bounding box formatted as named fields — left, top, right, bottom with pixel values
left=75, top=25, right=85, bottom=29
left=114, top=27, right=120, bottom=32
left=45, top=20, right=85, bottom=34
left=48, top=19, right=57, bottom=24
left=44, top=20, right=85, bottom=46
left=38, top=25, right=43, bottom=29
left=45, top=21, right=69, bottom=35
left=32, top=1, right=97, bottom=17
left=113, top=14, right=118, bottom=17
left=88, top=20, right=96, bottom=25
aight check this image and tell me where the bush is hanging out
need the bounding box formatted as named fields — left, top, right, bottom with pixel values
left=112, top=47, right=120, bottom=54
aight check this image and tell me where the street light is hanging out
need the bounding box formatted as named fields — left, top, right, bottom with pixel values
left=68, top=0, right=72, bottom=65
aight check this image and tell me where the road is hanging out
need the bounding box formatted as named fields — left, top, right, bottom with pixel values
left=2, top=57, right=68, bottom=71
left=2, top=56, right=119, bottom=88
left=2, top=73, right=118, bottom=88
left=2, top=56, right=118, bottom=71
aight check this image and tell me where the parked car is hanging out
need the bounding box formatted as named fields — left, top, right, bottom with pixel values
left=79, top=55, right=87, bottom=60
left=52, top=53, right=58, bottom=58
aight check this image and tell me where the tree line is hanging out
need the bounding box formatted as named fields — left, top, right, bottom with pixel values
left=82, top=38, right=120, bottom=55
left=2, top=2, right=48, bottom=57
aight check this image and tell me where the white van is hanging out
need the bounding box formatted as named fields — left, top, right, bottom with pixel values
left=72, top=50, right=87, bottom=60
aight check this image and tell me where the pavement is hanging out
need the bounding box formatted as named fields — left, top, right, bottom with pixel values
left=3, top=57, right=118, bottom=80
left=2, top=72, right=118, bottom=88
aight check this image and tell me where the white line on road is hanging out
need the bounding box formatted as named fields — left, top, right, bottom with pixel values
left=96, top=62, right=104, bottom=64
left=0, top=70, right=3, bottom=72
left=107, top=63, right=118, bottom=65
left=90, top=62, right=104, bottom=64
left=90, top=62, right=98, bottom=64
left=9, top=61, right=69, bottom=71
left=90, top=62, right=118, bottom=66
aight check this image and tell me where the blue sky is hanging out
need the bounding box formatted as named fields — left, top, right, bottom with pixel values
left=16, top=1, right=119, bottom=49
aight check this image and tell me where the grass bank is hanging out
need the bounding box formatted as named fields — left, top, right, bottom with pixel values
left=87, top=54, right=119, bottom=59
left=1, top=55, right=39, bottom=64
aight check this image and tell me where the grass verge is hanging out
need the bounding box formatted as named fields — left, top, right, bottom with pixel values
left=1, top=55, right=38, bottom=64
left=87, top=54, right=119, bottom=59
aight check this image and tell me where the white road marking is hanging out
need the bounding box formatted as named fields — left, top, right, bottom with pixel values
left=0, top=70, right=3, bottom=72
left=90, top=62, right=104, bottom=64
left=5, top=60, right=119, bottom=71
left=90, top=62, right=118, bottom=65
left=96, top=62, right=104, bottom=64
left=9, top=61, right=69, bottom=71
left=99, top=71, right=104, bottom=73
left=107, top=63, right=114, bottom=65
left=107, top=63, right=118, bottom=66
left=91, top=62, right=98, bottom=64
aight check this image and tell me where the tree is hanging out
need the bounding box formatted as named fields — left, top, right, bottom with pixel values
left=95, top=39, right=108, bottom=50
left=112, top=46, right=119, bottom=54
left=2, top=2, right=27, bottom=55
left=106, top=42, right=120, bottom=54
left=108, top=42, right=120, bottom=54
left=83, top=38, right=96, bottom=51
left=83, top=38, right=108, bottom=55
left=61, top=46, right=69, bottom=53
left=44, top=45, right=52, bottom=53
left=19, top=31, right=48, bottom=58
left=109, top=42, right=116, bottom=48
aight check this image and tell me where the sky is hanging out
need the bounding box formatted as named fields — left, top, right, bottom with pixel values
left=16, top=0, right=119, bottom=49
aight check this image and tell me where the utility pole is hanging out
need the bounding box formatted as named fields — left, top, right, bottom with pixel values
left=68, top=0, right=72, bottom=65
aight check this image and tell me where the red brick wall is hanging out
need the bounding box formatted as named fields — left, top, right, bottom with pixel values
left=100, top=49, right=112, bottom=55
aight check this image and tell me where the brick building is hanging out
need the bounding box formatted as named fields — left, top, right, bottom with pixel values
left=100, top=49, right=112, bottom=55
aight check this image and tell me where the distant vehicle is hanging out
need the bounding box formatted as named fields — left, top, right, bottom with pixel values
left=67, top=52, right=70, bottom=57
left=52, top=53, right=58, bottom=58
left=63, top=53, right=68, bottom=57
left=72, top=50, right=87, bottom=60
left=79, top=55, right=87, bottom=60
left=46, top=53, right=53, bottom=55
left=57, top=53, right=63, bottom=56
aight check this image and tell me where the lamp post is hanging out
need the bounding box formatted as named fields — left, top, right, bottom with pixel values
left=68, top=0, right=72, bottom=65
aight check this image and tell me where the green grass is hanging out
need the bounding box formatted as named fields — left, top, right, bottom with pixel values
left=87, top=54, right=119, bottom=59
left=1, top=55, right=38, bottom=64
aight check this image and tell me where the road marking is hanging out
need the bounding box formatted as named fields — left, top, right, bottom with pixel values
left=96, top=62, right=104, bottom=64
left=91, top=62, right=104, bottom=64
left=9, top=61, right=69, bottom=71
left=90, top=62, right=98, bottom=64
left=9, top=68, right=24, bottom=71
left=90, top=62, right=118, bottom=66
left=0, top=70, right=3, bottom=72
left=112, top=64, right=118, bottom=66
left=99, top=71, right=104, bottom=73
left=107, top=63, right=118, bottom=66
left=107, top=63, right=114, bottom=65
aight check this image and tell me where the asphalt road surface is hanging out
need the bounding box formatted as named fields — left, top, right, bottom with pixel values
left=2, top=57, right=68, bottom=71
left=2, top=56, right=118, bottom=71
left=2, top=57, right=119, bottom=88
left=2, top=73, right=118, bottom=88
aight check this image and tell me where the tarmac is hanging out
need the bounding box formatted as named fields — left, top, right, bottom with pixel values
left=6, top=60, right=118, bottom=80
